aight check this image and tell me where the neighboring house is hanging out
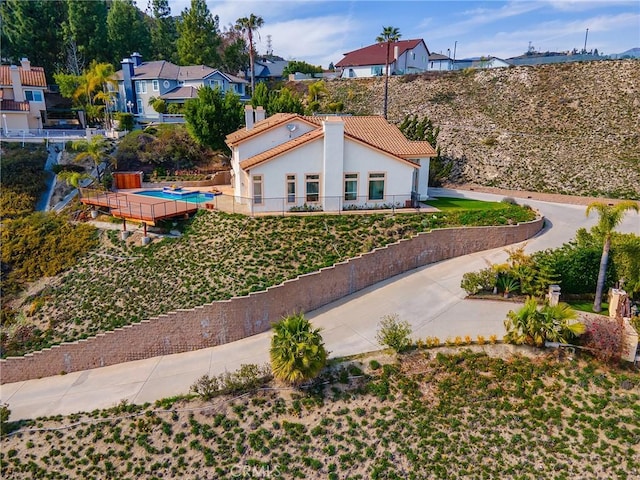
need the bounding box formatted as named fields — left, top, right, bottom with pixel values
left=453, top=56, right=512, bottom=70
left=0, top=58, right=47, bottom=134
left=225, top=106, right=436, bottom=213
left=115, top=53, right=248, bottom=120
left=335, top=39, right=431, bottom=78
left=428, top=53, right=454, bottom=71
left=253, top=58, right=289, bottom=82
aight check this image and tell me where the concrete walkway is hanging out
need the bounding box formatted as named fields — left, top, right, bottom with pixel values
left=2, top=189, right=638, bottom=421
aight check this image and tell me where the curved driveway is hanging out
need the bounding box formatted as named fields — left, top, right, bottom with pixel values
left=2, top=189, right=638, bottom=421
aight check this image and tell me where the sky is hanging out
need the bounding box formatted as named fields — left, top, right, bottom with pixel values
left=165, top=0, right=640, bottom=68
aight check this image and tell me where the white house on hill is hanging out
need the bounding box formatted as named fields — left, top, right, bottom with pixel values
left=336, top=39, right=431, bottom=78
left=225, top=107, right=436, bottom=214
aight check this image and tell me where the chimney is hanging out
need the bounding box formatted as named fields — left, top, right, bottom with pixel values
left=255, top=106, right=266, bottom=123
left=244, top=105, right=254, bottom=130
left=322, top=116, right=344, bottom=208
left=131, top=52, right=143, bottom=67
left=20, top=58, right=31, bottom=71
left=394, top=45, right=399, bottom=61
left=10, top=65, right=24, bottom=102
left=121, top=58, right=136, bottom=113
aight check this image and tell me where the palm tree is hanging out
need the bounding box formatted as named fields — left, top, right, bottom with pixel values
left=57, top=170, right=93, bottom=189
left=270, top=313, right=327, bottom=385
left=504, top=298, right=584, bottom=347
left=71, top=135, right=111, bottom=184
left=586, top=201, right=639, bottom=312
left=376, top=26, right=401, bottom=119
left=236, top=14, right=264, bottom=95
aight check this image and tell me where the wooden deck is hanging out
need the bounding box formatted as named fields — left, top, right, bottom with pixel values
left=79, top=189, right=198, bottom=225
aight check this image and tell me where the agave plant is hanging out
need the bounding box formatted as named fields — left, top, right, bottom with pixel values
left=496, top=274, right=520, bottom=298
left=270, top=313, right=327, bottom=385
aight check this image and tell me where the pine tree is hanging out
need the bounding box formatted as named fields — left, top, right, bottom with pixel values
left=106, top=0, right=151, bottom=64
left=176, top=0, right=221, bottom=66
left=149, top=0, right=178, bottom=62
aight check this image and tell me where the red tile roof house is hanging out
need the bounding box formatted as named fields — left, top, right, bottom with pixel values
left=335, top=39, right=431, bottom=78
left=0, top=58, right=47, bottom=135
left=225, top=106, right=436, bottom=214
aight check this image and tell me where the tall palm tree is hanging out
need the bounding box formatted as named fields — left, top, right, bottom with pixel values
left=71, top=135, right=111, bottom=183
left=236, top=14, right=264, bottom=95
left=586, top=201, right=639, bottom=312
left=376, top=26, right=401, bottom=119
left=270, top=313, right=327, bottom=385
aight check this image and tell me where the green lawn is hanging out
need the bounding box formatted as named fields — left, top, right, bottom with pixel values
left=568, top=300, right=609, bottom=314
left=424, top=196, right=509, bottom=211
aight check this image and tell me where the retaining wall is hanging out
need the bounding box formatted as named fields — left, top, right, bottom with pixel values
left=0, top=217, right=544, bottom=384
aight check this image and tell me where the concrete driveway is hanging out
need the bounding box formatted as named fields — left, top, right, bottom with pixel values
left=2, top=189, right=638, bottom=421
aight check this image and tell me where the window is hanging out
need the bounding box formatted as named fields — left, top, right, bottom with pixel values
left=253, top=175, right=263, bottom=204
left=163, top=80, right=170, bottom=89
left=136, top=99, right=143, bottom=114
left=411, top=52, right=416, bottom=60
left=210, top=79, right=223, bottom=90
left=368, top=173, right=385, bottom=201
left=286, top=174, right=296, bottom=203
left=371, top=66, right=382, bottom=76
left=344, top=173, right=358, bottom=201
left=24, top=90, right=43, bottom=102
left=305, top=174, right=320, bottom=202
left=135, top=81, right=147, bottom=94
left=152, top=80, right=159, bottom=91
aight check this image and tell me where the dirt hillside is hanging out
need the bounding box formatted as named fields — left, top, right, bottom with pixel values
left=311, top=60, right=639, bottom=198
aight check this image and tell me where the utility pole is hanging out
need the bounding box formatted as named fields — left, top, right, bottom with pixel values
left=583, top=28, right=589, bottom=53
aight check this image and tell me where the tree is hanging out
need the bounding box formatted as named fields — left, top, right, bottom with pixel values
left=282, top=60, right=323, bottom=76
left=270, top=313, right=327, bottom=385
left=183, top=86, right=244, bottom=153
left=268, top=88, right=304, bottom=115
left=399, top=115, right=451, bottom=186
left=106, top=0, right=151, bottom=64
left=250, top=82, right=270, bottom=109
left=64, top=0, right=110, bottom=64
left=0, top=0, right=65, bottom=83
left=71, top=135, right=111, bottom=183
left=235, top=14, right=264, bottom=94
left=57, top=171, right=92, bottom=189
left=376, top=26, right=401, bottom=119
left=219, top=23, right=249, bottom=74
left=176, top=0, right=221, bottom=66
left=306, top=80, right=328, bottom=113
left=504, top=298, right=584, bottom=347
left=376, top=314, right=412, bottom=353
left=586, top=201, right=639, bottom=312
left=149, top=0, right=178, bottom=62
left=86, top=62, right=118, bottom=129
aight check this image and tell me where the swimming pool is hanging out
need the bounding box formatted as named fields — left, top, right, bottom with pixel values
left=135, top=189, right=216, bottom=204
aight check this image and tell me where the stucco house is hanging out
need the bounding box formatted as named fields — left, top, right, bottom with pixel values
left=0, top=58, right=47, bottom=134
left=115, top=53, right=248, bottom=120
left=335, top=39, right=431, bottom=78
left=453, top=56, right=512, bottom=70
left=225, top=106, right=436, bottom=213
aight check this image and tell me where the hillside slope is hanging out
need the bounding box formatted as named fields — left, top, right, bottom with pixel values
left=317, top=60, right=639, bottom=198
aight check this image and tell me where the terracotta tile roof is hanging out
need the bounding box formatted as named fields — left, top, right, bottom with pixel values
left=232, top=114, right=436, bottom=170
left=0, top=100, right=30, bottom=111
left=0, top=65, right=47, bottom=87
left=240, top=130, right=323, bottom=169
left=336, top=39, right=425, bottom=68
left=305, top=116, right=436, bottom=159
left=226, top=113, right=302, bottom=145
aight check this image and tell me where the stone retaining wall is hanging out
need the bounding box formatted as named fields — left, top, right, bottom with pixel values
left=0, top=217, right=543, bottom=384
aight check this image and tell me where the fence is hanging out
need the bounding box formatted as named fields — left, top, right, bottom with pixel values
left=207, top=192, right=421, bottom=216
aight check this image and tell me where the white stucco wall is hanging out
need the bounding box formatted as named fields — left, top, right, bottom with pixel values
left=340, top=65, right=380, bottom=78
left=237, top=120, right=315, bottom=160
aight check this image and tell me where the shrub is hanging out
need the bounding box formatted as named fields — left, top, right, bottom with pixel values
left=376, top=314, right=412, bottom=353
left=580, top=318, right=626, bottom=363
left=190, top=363, right=272, bottom=400
left=0, top=403, right=9, bottom=434
left=460, top=267, right=496, bottom=295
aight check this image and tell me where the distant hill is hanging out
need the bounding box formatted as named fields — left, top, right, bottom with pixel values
left=611, top=47, right=640, bottom=59
left=312, top=60, right=640, bottom=199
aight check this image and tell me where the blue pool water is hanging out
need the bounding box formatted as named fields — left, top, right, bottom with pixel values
left=135, top=190, right=215, bottom=204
